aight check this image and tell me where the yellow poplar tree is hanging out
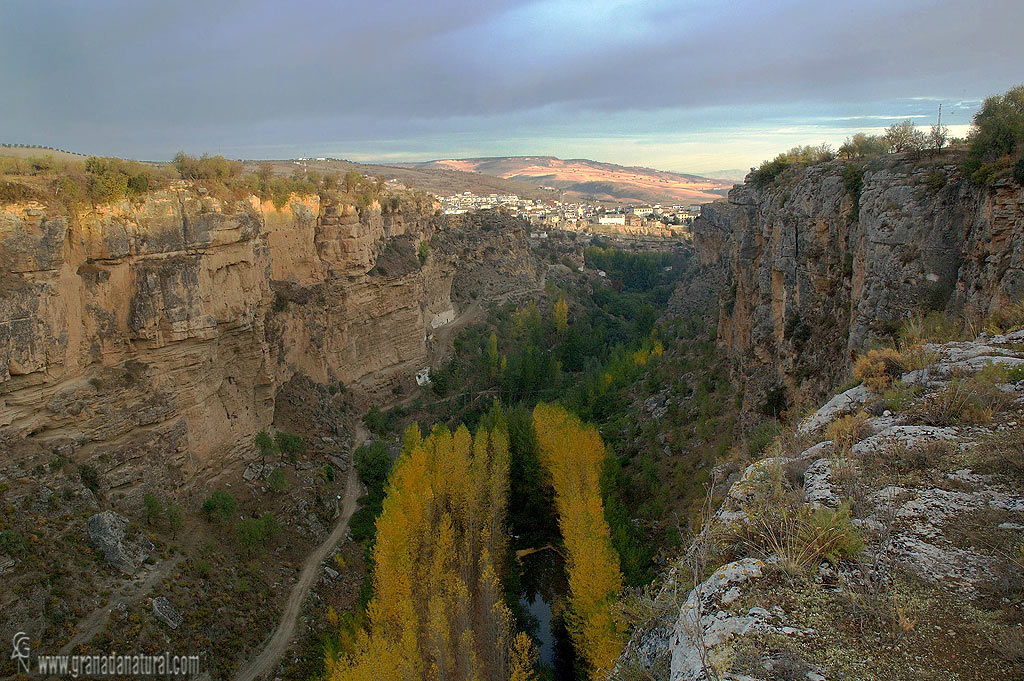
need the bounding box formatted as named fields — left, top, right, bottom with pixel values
left=328, top=421, right=532, bottom=681
left=533, top=403, right=624, bottom=679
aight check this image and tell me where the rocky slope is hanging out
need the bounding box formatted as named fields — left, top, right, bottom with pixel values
left=617, top=331, right=1024, bottom=680
left=0, top=187, right=544, bottom=499
left=694, top=154, right=1024, bottom=413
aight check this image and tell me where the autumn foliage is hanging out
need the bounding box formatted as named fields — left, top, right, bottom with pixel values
left=327, top=422, right=535, bottom=681
left=532, top=403, right=624, bottom=678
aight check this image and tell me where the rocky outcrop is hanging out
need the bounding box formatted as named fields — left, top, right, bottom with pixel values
left=86, top=510, right=154, bottom=574
left=694, top=155, right=1024, bottom=412
left=617, top=331, right=1024, bottom=680
left=0, top=188, right=543, bottom=498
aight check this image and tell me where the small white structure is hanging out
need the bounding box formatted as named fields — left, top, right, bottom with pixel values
left=416, top=368, right=432, bottom=386
left=598, top=215, right=625, bottom=226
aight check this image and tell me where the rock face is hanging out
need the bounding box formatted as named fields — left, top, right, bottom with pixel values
left=0, top=190, right=543, bottom=495
left=694, top=156, right=1024, bottom=411
left=86, top=510, right=154, bottom=574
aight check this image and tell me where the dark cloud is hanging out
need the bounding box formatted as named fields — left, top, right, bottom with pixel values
left=1, top=0, right=1020, bottom=165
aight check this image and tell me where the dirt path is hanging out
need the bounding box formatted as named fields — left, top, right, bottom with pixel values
left=59, top=554, right=185, bottom=655
left=234, top=426, right=366, bottom=681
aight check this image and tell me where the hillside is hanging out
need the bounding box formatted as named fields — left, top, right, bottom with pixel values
left=242, top=158, right=562, bottom=202
left=398, top=156, right=733, bottom=204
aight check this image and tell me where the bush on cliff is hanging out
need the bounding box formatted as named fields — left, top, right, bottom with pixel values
left=963, top=84, right=1024, bottom=184
left=751, top=144, right=835, bottom=187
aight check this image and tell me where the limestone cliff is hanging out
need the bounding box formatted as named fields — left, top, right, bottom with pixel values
left=0, top=188, right=543, bottom=495
left=694, top=155, right=1024, bottom=413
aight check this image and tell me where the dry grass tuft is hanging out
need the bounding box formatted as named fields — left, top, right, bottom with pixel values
left=826, top=412, right=870, bottom=454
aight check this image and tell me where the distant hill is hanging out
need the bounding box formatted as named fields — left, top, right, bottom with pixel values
left=395, top=156, right=733, bottom=204
left=701, top=169, right=749, bottom=183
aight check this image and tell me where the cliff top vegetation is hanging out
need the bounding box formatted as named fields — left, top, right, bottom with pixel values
left=749, top=84, right=1024, bottom=189
left=0, top=150, right=433, bottom=215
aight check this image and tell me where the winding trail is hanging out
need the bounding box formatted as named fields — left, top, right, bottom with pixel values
left=59, top=555, right=185, bottom=655
left=234, top=425, right=367, bottom=681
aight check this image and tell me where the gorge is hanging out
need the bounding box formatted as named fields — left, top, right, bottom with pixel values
left=1, top=143, right=1022, bottom=681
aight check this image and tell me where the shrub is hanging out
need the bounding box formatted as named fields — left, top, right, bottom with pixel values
left=747, top=420, right=782, bottom=458
left=78, top=464, right=100, bottom=494
left=275, top=432, right=307, bottom=458
left=0, top=529, right=26, bottom=555
left=267, top=467, right=286, bottom=493
left=202, top=490, right=238, bottom=525
left=838, top=133, right=889, bottom=160
left=742, top=503, right=863, bottom=575
left=173, top=152, right=243, bottom=181
left=882, top=383, right=924, bottom=412
left=899, top=311, right=968, bottom=345
left=853, top=348, right=905, bottom=392
left=911, top=374, right=1011, bottom=426
left=826, top=412, right=869, bottom=453
left=841, top=163, right=865, bottom=206
left=362, top=406, right=396, bottom=435
left=255, top=430, right=276, bottom=458
left=751, top=144, right=834, bottom=188
left=985, top=300, right=1024, bottom=334
left=417, top=240, right=429, bottom=266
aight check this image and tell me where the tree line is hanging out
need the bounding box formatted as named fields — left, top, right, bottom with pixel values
left=326, top=422, right=536, bottom=681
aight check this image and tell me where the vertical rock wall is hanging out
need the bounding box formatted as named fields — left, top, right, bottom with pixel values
left=694, top=155, right=1024, bottom=412
left=0, top=188, right=542, bottom=493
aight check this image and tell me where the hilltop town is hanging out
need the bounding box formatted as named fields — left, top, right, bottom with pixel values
left=439, top=190, right=700, bottom=237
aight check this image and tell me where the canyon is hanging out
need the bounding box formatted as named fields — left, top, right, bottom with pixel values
left=1, top=150, right=1022, bottom=681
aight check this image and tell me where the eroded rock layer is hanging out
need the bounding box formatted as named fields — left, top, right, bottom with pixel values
left=0, top=189, right=543, bottom=493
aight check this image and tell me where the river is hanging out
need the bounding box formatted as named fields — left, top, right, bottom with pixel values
left=517, top=548, right=577, bottom=679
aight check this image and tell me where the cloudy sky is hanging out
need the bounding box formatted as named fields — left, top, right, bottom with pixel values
left=1, top=0, right=1021, bottom=173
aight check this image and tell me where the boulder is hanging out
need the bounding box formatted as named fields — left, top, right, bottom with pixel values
left=152, top=596, right=183, bottom=629
left=86, top=510, right=153, bottom=575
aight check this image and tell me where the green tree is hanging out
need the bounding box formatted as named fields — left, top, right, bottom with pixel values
left=166, top=502, right=183, bottom=538
left=202, top=490, right=237, bottom=525
left=143, top=493, right=163, bottom=526
left=553, top=295, right=569, bottom=336
left=964, top=84, right=1024, bottom=183
left=275, top=432, right=307, bottom=459
left=235, top=517, right=265, bottom=555
left=884, top=119, right=927, bottom=154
